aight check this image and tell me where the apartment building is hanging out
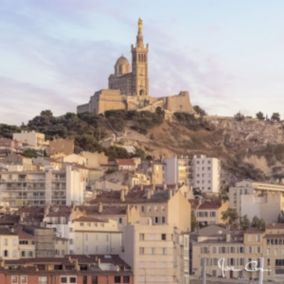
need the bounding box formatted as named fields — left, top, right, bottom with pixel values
left=69, top=216, right=122, bottom=255
left=193, top=200, right=229, bottom=226
left=191, top=223, right=284, bottom=282
left=0, top=228, right=20, bottom=260
left=0, top=165, right=88, bottom=207
left=229, top=180, right=284, bottom=224
left=0, top=255, right=133, bottom=284
left=90, top=184, right=191, bottom=284
left=164, top=156, right=190, bottom=185
left=123, top=222, right=189, bottom=284
left=151, top=161, right=164, bottom=185
left=191, top=154, right=221, bottom=194
left=13, top=131, right=49, bottom=150
left=0, top=138, right=19, bottom=157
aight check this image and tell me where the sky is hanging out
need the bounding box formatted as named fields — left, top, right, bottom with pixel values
left=1, top=0, right=284, bottom=124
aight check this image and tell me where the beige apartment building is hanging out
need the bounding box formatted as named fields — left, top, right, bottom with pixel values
left=13, top=131, right=49, bottom=150
left=69, top=216, right=122, bottom=255
left=90, top=184, right=191, bottom=284
left=193, top=200, right=229, bottom=226
left=0, top=228, right=20, bottom=260
left=151, top=161, right=164, bottom=185
left=123, top=222, right=189, bottom=284
left=0, top=165, right=88, bottom=207
left=191, top=223, right=284, bottom=282
left=229, top=180, right=284, bottom=224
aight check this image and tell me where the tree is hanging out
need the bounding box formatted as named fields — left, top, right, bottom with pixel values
left=22, top=148, right=38, bottom=158
left=251, top=216, right=266, bottom=231
left=271, top=112, right=280, bottom=122
left=278, top=211, right=284, bottom=223
left=234, top=112, right=245, bottom=121
left=193, top=105, right=207, bottom=116
left=240, top=215, right=250, bottom=230
left=256, top=112, right=265, bottom=121
left=191, top=210, right=197, bottom=231
left=221, top=208, right=238, bottom=226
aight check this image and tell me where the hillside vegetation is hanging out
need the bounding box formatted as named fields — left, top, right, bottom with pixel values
left=2, top=109, right=284, bottom=183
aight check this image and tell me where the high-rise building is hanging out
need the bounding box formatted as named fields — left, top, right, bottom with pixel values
left=0, top=165, right=88, bottom=207
left=191, top=154, right=221, bottom=194
left=164, top=156, right=190, bottom=185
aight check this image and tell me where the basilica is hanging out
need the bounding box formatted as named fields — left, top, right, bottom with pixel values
left=77, top=18, right=193, bottom=115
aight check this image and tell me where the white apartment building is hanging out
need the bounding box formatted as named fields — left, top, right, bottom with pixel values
left=122, top=221, right=189, bottom=284
left=164, top=156, right=190, bottom=185
left=229, top=180, right=284, bottom=224
left=0, top=165, right=88, bottom=207
left=13, top=131, right=49, bottom=150
left=191, top=154, right=221, bottom=194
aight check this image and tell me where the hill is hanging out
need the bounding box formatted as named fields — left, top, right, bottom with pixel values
left=2, top=109, right=284, bottom=185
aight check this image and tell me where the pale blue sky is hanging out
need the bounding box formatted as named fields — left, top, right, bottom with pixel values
left=1, top=0, right=284, bottom=124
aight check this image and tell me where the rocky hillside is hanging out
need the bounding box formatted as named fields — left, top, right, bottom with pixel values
left=2, top=109, right=284, bottom=184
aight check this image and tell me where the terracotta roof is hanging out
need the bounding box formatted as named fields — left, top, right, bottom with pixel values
left=72, top=216, right=108, bottom=223
left=89, top=187, right=171, bottom=205
left=75, top=204, right=128, bottom=215
left=264, top=234, right=284, bottom=238
left=3, top=255, right=132, bottom=272
left=266, top=223, right=284, bottom=229
left=198, top=201, right=222, bottom=210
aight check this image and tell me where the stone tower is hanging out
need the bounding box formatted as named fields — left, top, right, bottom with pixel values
left=131, top=18, right=149, bottom=97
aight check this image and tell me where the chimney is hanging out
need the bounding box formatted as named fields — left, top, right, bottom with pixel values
left=120, top=190, right=125, bottom=202
left=147, top=188, right=152, bottom=200
left=98, top=202, right=103, bottom=213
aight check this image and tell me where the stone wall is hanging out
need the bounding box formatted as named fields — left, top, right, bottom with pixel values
left=165, top=91, right=194, bottom=113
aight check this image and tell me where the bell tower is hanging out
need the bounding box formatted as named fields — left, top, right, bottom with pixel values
left=131, top=18, right=149, bottom=97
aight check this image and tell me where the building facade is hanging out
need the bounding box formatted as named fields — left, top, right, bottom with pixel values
left=164, top=156, right=190, bottom=186
left=191, top=154, right=221, bottom=194
left=0, top=165, right=88, bottom=207
left=229, top=180, right=284, bottom=224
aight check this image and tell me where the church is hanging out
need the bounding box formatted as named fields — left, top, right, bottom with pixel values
left=77, top=18, right=194, bottom=115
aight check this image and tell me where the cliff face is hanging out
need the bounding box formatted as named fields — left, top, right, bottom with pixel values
left=113, top=115, right=284, bottom=183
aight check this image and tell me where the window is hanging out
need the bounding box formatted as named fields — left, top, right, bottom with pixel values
left=70, top=277, right=76, bottom=283
left=60, top=277, right=67, bottom=283
left=123, top=276, right=130, bottom=283
left=38, top=276, right=47, bottom=284
left=20, top=276, right=27, bottom=284
left=4, top=250, right=8, bottom=257
left=92, top=276, right=98, bottom=284
left=139, top=247, right=144, bottom=255
left=114, top=276, right=121, bottom=283
left=11, top=276, right=18, bottom=284
left=162, top=216, right=166, bottom=224
left=139, top=234, right=144, bottom=241
left=161, top=234, right=166, bottom=241
left=155, top=217, right=159, bottom=224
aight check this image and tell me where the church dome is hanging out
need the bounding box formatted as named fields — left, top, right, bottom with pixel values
left=114, top=55, right=130, bottom=76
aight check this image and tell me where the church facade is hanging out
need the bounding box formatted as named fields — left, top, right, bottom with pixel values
left=77, top=18, right=194, bottom=115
